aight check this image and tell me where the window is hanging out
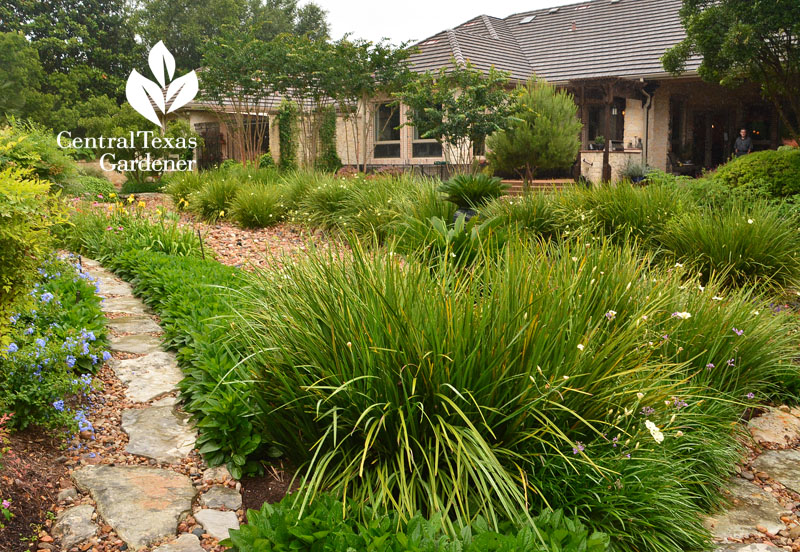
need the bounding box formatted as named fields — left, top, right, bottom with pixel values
left=374, top=103, right=400, bottom=158
left=412, top=109, right=443, bottom=158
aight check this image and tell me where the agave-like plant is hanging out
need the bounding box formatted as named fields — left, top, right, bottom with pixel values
left=438, top=173, right=509, bottom=210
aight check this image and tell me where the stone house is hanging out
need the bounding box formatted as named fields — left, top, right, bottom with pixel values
left=180, top=0, right=785, bottom=181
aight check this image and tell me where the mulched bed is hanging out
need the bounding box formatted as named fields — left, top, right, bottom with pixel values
left=240, top=462, right=297, bottom=517
left=0, top=427, right=69, bottom=552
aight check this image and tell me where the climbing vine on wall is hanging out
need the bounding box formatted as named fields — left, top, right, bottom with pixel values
left=277, top=99, right=298, bottom=171
left=316, top=106, right=342, bottom=172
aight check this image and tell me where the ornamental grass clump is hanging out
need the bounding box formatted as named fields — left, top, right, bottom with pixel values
left=296, top=176, right=357, bottom=229
left=660, top=199, right=800, bottom=289
left=230, top=183, right=286, bottom=229
left=190, top=176, right=241, bottom=222
left=231, top=236, right=795, bottom=550
left=557, top=182, right=691, bottom=244
left=481, top=192, right=561, bottom=240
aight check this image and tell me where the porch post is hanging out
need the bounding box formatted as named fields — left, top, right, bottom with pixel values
left=602, top=81, right=614, bottom=182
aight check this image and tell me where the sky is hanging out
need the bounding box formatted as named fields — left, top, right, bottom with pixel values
left=310, top=0, right=585, bottom=45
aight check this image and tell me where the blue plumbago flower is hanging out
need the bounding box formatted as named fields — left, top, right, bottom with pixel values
left=90, top=354, right=98, bottom=365
left=24, top=326, right=34, bottom=335
left=733, top=328, right=744, bottom=336
left=66, top=355, right=76, bottom=368
left=727, top=358, right=736, bottom=367
left=40, top=292, right=55, bottom=303
left=7, top=343, right=18, bottom=354
left=53, top=399, right=65, bottom=412
left=102, top=351, right=111, bottom=362
left=35, top=337, right=47, bottom=348
left=80, top=374, right=92, bottom=386
left=81, top=342, right=90, bottom=355
left=572, top=442, right=585, bottom=455
left=9, top=314, right=19, bottom=325
left=80, top=330, right=96, bottom=342
left=74, top=411, right=93, bottom=432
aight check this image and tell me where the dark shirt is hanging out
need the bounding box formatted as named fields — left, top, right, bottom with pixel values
left=734, top=136, right=752, bottom=154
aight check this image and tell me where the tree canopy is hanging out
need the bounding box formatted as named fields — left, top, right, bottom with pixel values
left=662, top=0, right=800, bottom=143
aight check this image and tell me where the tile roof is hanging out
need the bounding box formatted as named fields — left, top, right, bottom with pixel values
left=408, top=0, right=702, bottom=83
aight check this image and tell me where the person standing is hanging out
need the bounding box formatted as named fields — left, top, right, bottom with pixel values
left=734, top=128, right=752, bottom=157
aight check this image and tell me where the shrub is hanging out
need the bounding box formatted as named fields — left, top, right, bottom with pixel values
left=0, top=166, right=62, bottom=318
left=1, top=255, right=108, bottom=431
left=120, top=178, right=164, bottom=194
left=660, top=200, right=800, bottom=289
left=316, top=105, right=342, bottom=173
left=223, top=493, right=610, bottom=552
left=190, top=177, right=241, bottom=222
left=220, top=159, right=241, bottom=171
left=70, top=176, right=116, bottom=201
left=438, top=173, right=509, bottom=209
left=259, top=152, right=276, bottom=170
left=711, top=148, right=800, bottom=198
left=231, top=183, right=286, bottom=228
left=0, top=120, right=78, bottom=190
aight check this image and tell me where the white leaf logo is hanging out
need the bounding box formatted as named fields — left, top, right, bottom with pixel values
left=126, top=41, right=198, bottom=127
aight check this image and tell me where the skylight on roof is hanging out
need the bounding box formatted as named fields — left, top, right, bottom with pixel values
left=549, top=7, right=559, bottom=13
left=519, top=15, right=536, bottom=23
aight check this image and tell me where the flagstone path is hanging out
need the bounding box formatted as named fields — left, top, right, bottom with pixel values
left=50, top=257, right=243, bottom=552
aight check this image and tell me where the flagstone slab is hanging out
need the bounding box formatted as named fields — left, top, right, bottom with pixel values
left=200, top=486, right=242, bottom=510
left=704, top=478, right=785, bottom=540
left=112, top=351, right=183, bottom=403
left=122, top=405, right=196, bottom=463
left=153, top=534, right=205, bottom=552
left=107, top=316, right=163, bottom=334
left=102, top=295, right=151, bottom=315
left=747, top=409, right=800, bottom=446
left=96, top=277, right=134, bottom=296
left=72, top=465, right=195, bottom=551
left=52, top=504, right=97, bottom=549
left=110, top=333, right=163, bottom=354
left=194, top=509, right=240, bottom=541
left=751, top=449, right=800, bottom=492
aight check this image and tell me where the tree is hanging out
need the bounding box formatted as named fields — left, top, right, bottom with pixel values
left=135, top=0, right=330, bottom=73
left=486, top=79, right=582, bottom=186
left=0, top=32, right=44, bottom=122
left=662, top=0, right=800, bottom=144
left=199, top=29, right=275, bottom=166
left=331, top=38, right=413, bottom=171
left=399, top=61, right=512, bottom=170
left=0, top=0, right=142, bottom=104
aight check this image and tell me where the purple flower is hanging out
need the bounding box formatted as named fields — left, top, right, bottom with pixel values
left=727, top=358, right=735, bottom=367
left=24, top=326, right=34, bottom=335
left=640, top=406, right=655, bottom=416
left=40, top=292, right=54, bottom=303
left=733, top=328, right=744, bottom=336
left=66, top=355, right=76, bottom=368
left=572, top=441, right=585, bottom=455
left=53, top=399, right=65, bottom=411
left=672, top=397, right=689, bottom=409
left=35, top=338, right=47, bottom=348
left=1, top=499, right=9, bottom=509
left=102, top=351, right=111, bottom=362
left=746, top=392, right=755, bottom=400
left=7, top=343, right=18, bottom=354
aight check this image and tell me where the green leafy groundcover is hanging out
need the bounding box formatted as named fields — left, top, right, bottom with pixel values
left=1, top=254, right=108, bottom=431
left=223, top=493, right=609, bottom=552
